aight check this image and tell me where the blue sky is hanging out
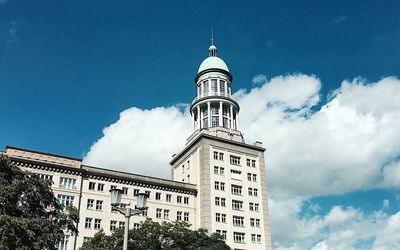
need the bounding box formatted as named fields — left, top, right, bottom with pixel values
left=1, top=1, right=400, bottom=249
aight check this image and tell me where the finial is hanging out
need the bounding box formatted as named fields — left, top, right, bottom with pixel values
left=211, top=27, right=214, bottom=46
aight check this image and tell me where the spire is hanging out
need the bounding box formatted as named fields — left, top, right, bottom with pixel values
left=208, top=28, right=217, bottom=57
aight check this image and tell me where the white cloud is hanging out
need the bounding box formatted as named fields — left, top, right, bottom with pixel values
left=252, top=74, right=268, bottom=85
left=83, top=74, right=400, bottom=249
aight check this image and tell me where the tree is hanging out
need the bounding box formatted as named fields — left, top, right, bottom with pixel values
left=80, top=218, right=230, bottom=250
left=0, top=154, right=79, bottom=250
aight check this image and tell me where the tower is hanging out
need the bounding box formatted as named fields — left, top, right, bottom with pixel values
left=171, top=42, right=272, bottom=249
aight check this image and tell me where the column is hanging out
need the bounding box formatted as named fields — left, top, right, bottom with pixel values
left=230, top=104, right=233, bottom=130
left=197, top=105, right=201, bottom=129
left=192, top=112, right=195, bottom=130
left=219, top=102, right=223, bottom=127
left=225, top=81, right=228, bottom=97
left=207, top=102, right=211, bottom=128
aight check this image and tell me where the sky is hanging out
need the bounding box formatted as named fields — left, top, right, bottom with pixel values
left=1, top=0, right=400, bottom=249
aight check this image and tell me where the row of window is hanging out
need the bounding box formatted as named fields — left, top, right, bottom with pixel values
left=88, top=182, right=191, bottom=205
left=214, top=166, right=258, bottom=182
left=84, top=218, right=102, bottom=229
left=216, top=197, right=261, bottom=213
left=215, top=214, right=261, bottom=226
left=156, top=209, right=190, bottom=222
left=57, top=194, right=74, bottom=206
left=230, top=232, right=262, bottom=244
left=215, top=182, right=259, bottom=197
left=198, top=79, right=229, bottom=97
left=213, top=151, right=257, bottom=168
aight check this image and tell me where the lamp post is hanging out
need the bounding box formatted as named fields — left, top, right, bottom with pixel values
left=109, top=188, right=148, bottom=250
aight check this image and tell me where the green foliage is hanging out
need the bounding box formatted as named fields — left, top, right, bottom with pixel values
left=81, top=218, right=230, bottom=250
left=0, top=154, right=79, bottom=250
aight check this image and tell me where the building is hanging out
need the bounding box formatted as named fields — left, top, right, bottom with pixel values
left=4, top=42, right=272, bottom=250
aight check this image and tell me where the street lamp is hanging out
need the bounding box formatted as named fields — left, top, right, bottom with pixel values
left=109, top=188, right=148, bottom=250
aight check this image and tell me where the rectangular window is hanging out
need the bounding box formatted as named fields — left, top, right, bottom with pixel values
left=249, top=187, right=253, bottom=196
left=230, top=155, right=241, bottom=166
left=96, top=200, right=103, bottom=211
left=247, top=173, right=251, bottom=181
left=246, top=158, right=251, bottom=167
left=252, top=160, right=256, bottom=167
left=122, top=187, right=128, bottom=195
left=231, top=185, right=242, bottom=195
left=184, top=212, right=189, bottom=222
left=214, top=166, right=219, bottom=174
left=177, top=211, right=182, bottom=221
left=85, top=218, right=92, bottom=229
left=250, top=202, right=254, bottom=211
left=215, top=181, right=220, bottom=190
left=134, top=189, right=139, bottom=195
left=254, top=188, right=258, bottom=197
left=164, top=209, right=169, bottom=220
left=232, top=200, right=243, bottom=210
left=220, top=167, right=224, bottom=175
left=219, top=80, right=225, bottom=94
left=214, top=151, right=219, bottom=160
left=211, top=105, right=219, bottom=115
left=215, top=213, right=221, bottom=222
left=87, top=199, right=94, bottom=210
left=97, top=183, right=104, bottom=192
left=215, top=197, right=220, bottom=206
left=89, top=182, right=96, bottom=190
left=57, top=194, right=74, bottom=206
left=211, top=116, right=218, bottom=127
left=145, top=191, right=151, bottom=199
left=211, top=79, right=218, bottom=93
left=110, top=220, right=117, bottom=231
left=119, top=221, right=125, bottom=228
left=203, top=117, right=209, bottom=128
left=231, top=169, right=242, bottom=180
left=133, top=223, right=141, bottom=230
left=256, top=219, right=261, bottom=227
left=59, top=177, right=76, bottom=189
left=215, top=181, right=225, bottom=191
left=221, top=214, right=226, bottom=223
left=177, top=196, right=182, bottom=203
left=203, top=80, right=209, bottom=94
left=233, top=216, right=244, bottom=227
left=233, top=232, right=245, bottom=243
left=252, top=234, right=256, bottom=243
left=166, top=194, right=172, bottom=202
left=257, top=235, right=261, bottom=243
left=219, top=152, right=224, bottom=161
left=56, top=235, right=69, bottom=250
left=94, top=219, right=101, bottom=230
left=223, top=117, right=228, bottom=128
left=250, top=218, right=255, bottom=227
left=255, top=203, right=259, bottom=212
left=156, top=192, right=161, bottom=200
left=216, top=230, right=227, bottom=239
left=38, top=173, right=53, bottom=181
left=221, top=198, right=226, bottom=207
left=156, top=208, right=162, bottom=218
left=253, top=174, right=257, bottom=182
left=184, top=197, right=189, bottom=204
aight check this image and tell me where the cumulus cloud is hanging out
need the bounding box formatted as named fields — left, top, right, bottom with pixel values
left=83, top=73, right=400, bottom=248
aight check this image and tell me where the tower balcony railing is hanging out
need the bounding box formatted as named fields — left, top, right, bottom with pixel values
left=192, top=92, right=231, bottom=103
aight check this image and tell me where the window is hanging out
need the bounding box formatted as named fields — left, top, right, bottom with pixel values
left=253, top=174, right=257, bottom=182
left=246, top=159, right=251, bottom=167
left=232, top=200, right=243, bottom=210
left=233, top=216, right=244, bottom=227
left=215, top=197, right=220, bottom=206
left=177, top=196, right=182, bottom=203
left=89, top=182, right=96, bottom=190
left=231, top=170, right=242, bottom=180
left=221, top=182, right=225, bottom=191
left=59, top=177, right=76, bottom=189
left=252, top=160, right=256, bottom=167
left=87, top=199, right=94, bottom=210
left=164, top=209, right=170, bottom=220
left=119, top=221, right=125, bottom=228
left=249, top=187, right=253, bottom=196
left=85, top=218, right=92, bottom=229
left=250, top=203, right=260, bottom=212
left=211, top=105, right=219, bottom=115
left=231, top=185, right=242, bottom=195
left=156, top=192, right=161, bottom=200
left=134, top=189, right=139, bottom=195
left=250, top=218, right=255, bottom=227
left=83, top=237, right=91, bottom=243
left=177, top=211, right=182, bottom=221
left=56, top=235, right=69, bottom=250
left=250, top=202, right=254, bottom=211
left=96, top=200, right=103, bottom=211
left=214, top=181, right=225, bottom=191
left=57, top=194, right=74, bottom=206
left=257, top=235, right=262, bottom=243
left=230, top=155, right=241, bottom=165
left=94, top=219, right=101, bottom=229
left=156, top=208, right=162, bottom=218
left=203, top=80, right=209, bottom=94
left=184, top=197, right=189, bottom=204
left=38, top=173, right=52, bottom=181
left=133, top=223, right=141, bottom=230
left=166, top=194, right=172, bottom=202
left=221, top=198, right=226, bottom=207
left=216, top=230, right=227, bottom=239
left=254, top=188, right=258, bottom=197
left=221, top=214, right=226, bottom=223
left=252, top=234, right=262, bottom=243
left=256, top=219, right=261, bottom=227
left=211, top=79, right=218, bottom=93
left=145, top=190, right=151, bottom=199
left=220, top=167, right=224, bottom=175
left=214, top=151, right=224, bottom=160
left=247, top=173, right=252, bottom=181
left=122, top=187, right=128, bottom=195
left=214, top=166, right=219, bottom=174
left=233, top=232, right=245, bottom=243
left=97, top=183, right=104, bottom=192
left=219, top=80, right=225, bottom=94
left=184, top=212, right=189, bottom=222
left=110, top=220, right=117, bottom=231
left=255, top=203, right=259, bottom=212
left=223, top=117, right=228, bottom=128
left=215, top=213, right=221, bottom=222
left=211, top=116, right=218, bottom=127
left=252, top=234, right=256, bottom=243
